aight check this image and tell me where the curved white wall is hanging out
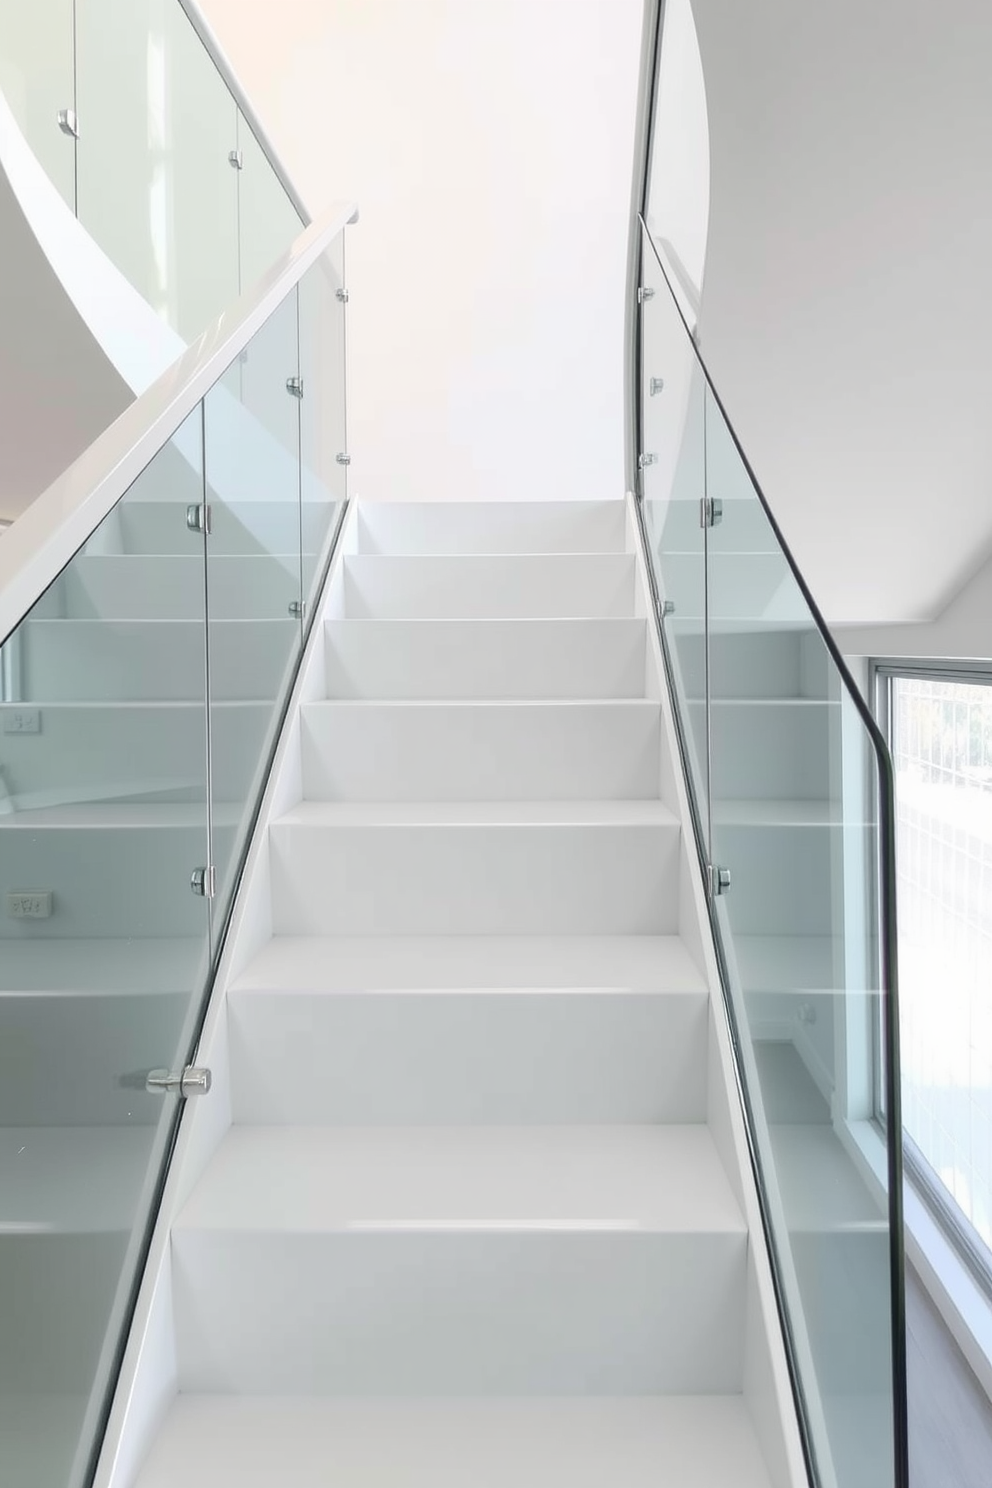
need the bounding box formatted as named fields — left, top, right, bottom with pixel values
left=197, top=0, right=644, bottom=504
left=0, top=87, right=185, bottom=525
left=690, top=0, right=992, bottom=629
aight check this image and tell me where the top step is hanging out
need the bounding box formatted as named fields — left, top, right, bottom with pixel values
left=356, top=502, right=627, bottom=555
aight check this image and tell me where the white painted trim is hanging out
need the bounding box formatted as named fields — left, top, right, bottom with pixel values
left=0, top=199, right=357, bottom=646
left=625, top=492, right=809, bottom=1488
left=92, top=505, right=360, bottom=1488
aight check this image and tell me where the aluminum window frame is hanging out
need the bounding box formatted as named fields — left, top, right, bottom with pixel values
left=871, top=654, right=992, bottom=1301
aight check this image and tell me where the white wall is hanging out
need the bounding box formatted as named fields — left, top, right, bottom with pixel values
left=840, top=548, right=992, bottom=664
left=196, top=0, right=644, bottom=504
left=690, top=0, right=992, bottom=633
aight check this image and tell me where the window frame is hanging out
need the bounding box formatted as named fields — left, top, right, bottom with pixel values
left=871, top=655, right=992, bottom=1301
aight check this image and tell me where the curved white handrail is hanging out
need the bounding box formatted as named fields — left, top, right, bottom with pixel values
left=0, top=199, right=358, bottom=645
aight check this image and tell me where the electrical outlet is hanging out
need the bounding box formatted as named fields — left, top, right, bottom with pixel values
left=3, top=708, right=40, bottom=735
left=7, top=891, right=53, bottom=919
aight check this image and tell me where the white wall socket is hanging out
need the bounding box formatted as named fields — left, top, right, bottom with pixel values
left=8, top=891, right=53, bottom=919
left=3, top=708, right=41, bottom=734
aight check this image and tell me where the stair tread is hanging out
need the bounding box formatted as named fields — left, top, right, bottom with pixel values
left=175, top=1125, right=743, bottom=1235
left=0, top=800, right=239, bottom=828
left=275, top=799, right=677, bottom=828
left=714, top=798, right=842, bottom=826
left=304, top=697, right=658, bottom=710
left=134, top=1395, right=774, bottom=1488
left=230, top=934, right=707, bottom=995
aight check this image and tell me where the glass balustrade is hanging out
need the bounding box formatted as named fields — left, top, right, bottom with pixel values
left=637, top=218, right=907, bottom=1488
left=0, top=0, right=305, bottom=345
left=0, top=227, right=348, bottom=1488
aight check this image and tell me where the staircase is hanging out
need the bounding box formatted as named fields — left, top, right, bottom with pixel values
left=127, top=499, right=780, bottom=1487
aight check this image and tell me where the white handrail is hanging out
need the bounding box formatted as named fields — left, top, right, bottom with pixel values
left=0, top=199, right=357, bottom=645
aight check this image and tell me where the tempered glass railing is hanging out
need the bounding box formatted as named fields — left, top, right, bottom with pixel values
left=0, top=0, right=304, bottom=344
left=0, top=204, right=351, bottom=1488
left=634, top=216, right=908, bottom=1488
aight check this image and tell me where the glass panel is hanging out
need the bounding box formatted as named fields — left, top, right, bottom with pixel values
left=639, top=223, right=708, bottom=836
left=75, top=0, right=239, bottom=341
left=0, top=411, right=210, bottom=1488
left=704, top=381, right=897, bottom=1487
left=203, top=289, right=303, bottom=934
left=237, top=110, right=305, bottom=292
left=892, top=674, right=992, bottom=1271
left=299, top=234, right=348, bottom=608
left=0, top=0, right=76, bottom=210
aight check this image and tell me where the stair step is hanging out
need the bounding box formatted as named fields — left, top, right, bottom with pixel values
left=0, top=1127, right=152, bottom=1234
left=117, top=498, right=327, bottom=556
left=711, top=801, right=852, bottom=938
left=21, top=618, right=297, bottom=701
left=228, top=935, right=707, bottom=1125
left=59, top=554, right=300, bottom=621
left=689, top=696, right=838, bottom=800
left=356, top=499, right=627, bottom=555
left=268, top=800, right=680, bottom=936
left=342, top=554, right=635, bottom=619
left=300, top=699, right=661, bottom=801
left=324, top=617, right=647, bottom=699
left=172, top=1125, right=746, bottom=1393
left=0, top=701, right=265, bottom=805
left=134, top=1395, right=774, bottom=1488
left=0, top=804, right=229, bottom=940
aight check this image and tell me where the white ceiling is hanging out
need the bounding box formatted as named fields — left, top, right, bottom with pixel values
left=690, top=0, right=992, bottom=625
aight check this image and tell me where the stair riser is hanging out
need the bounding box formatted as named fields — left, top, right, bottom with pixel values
left=117, top=500, right=328, bottom=557
left=228, top=990, right=708, bottom=1125
left=688, top=701, right=837, bottom=801
left=0, top=824, right=232, bottom=939
left=0, top=1235, right=126, bottom=1391
left=172, top=1231, right=746, bottom=1393
left=0, top=992, right=186, bottom=1125
left=714, top=823, right=855, bottom=937
left=0, top=705, right=264, bottom=806
left=60, top=556, right=300, bottom=622
left=324, top=619, right=647, bottom=700
left=675, top=629, right=833, bottom=702
left=269, top=822, right=680, bottom=936
left=20, top=620, right=297, bottom=702
left=356, top=501, right=627, bottom=555
left=343, top=556, right=635, bottom=619
left=300, top=702, right=661, bottom=802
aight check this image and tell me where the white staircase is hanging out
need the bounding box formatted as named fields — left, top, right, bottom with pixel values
left=123, top=499, right=790, bottom=1487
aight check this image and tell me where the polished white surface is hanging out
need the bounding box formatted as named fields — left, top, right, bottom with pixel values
left=135, top=1395, right=774, bottom=1488
left=268, top=800, right=680, bottom=937
left=229, top=934, right=709, bottom=1125
left=301, top=698, right=662, bottom=801
left=231, top=932, right=706, bottom=994
left=178, top=1124, right=740, bottom=1232
left=342, top=553, right=635, bottom=620
left=324, top=616, right=648, bottom=700
left=172, top=1124, right=746, bottom=1394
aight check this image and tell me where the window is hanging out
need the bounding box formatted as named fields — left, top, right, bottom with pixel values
left=876, top=663, right=992, bottom=1290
